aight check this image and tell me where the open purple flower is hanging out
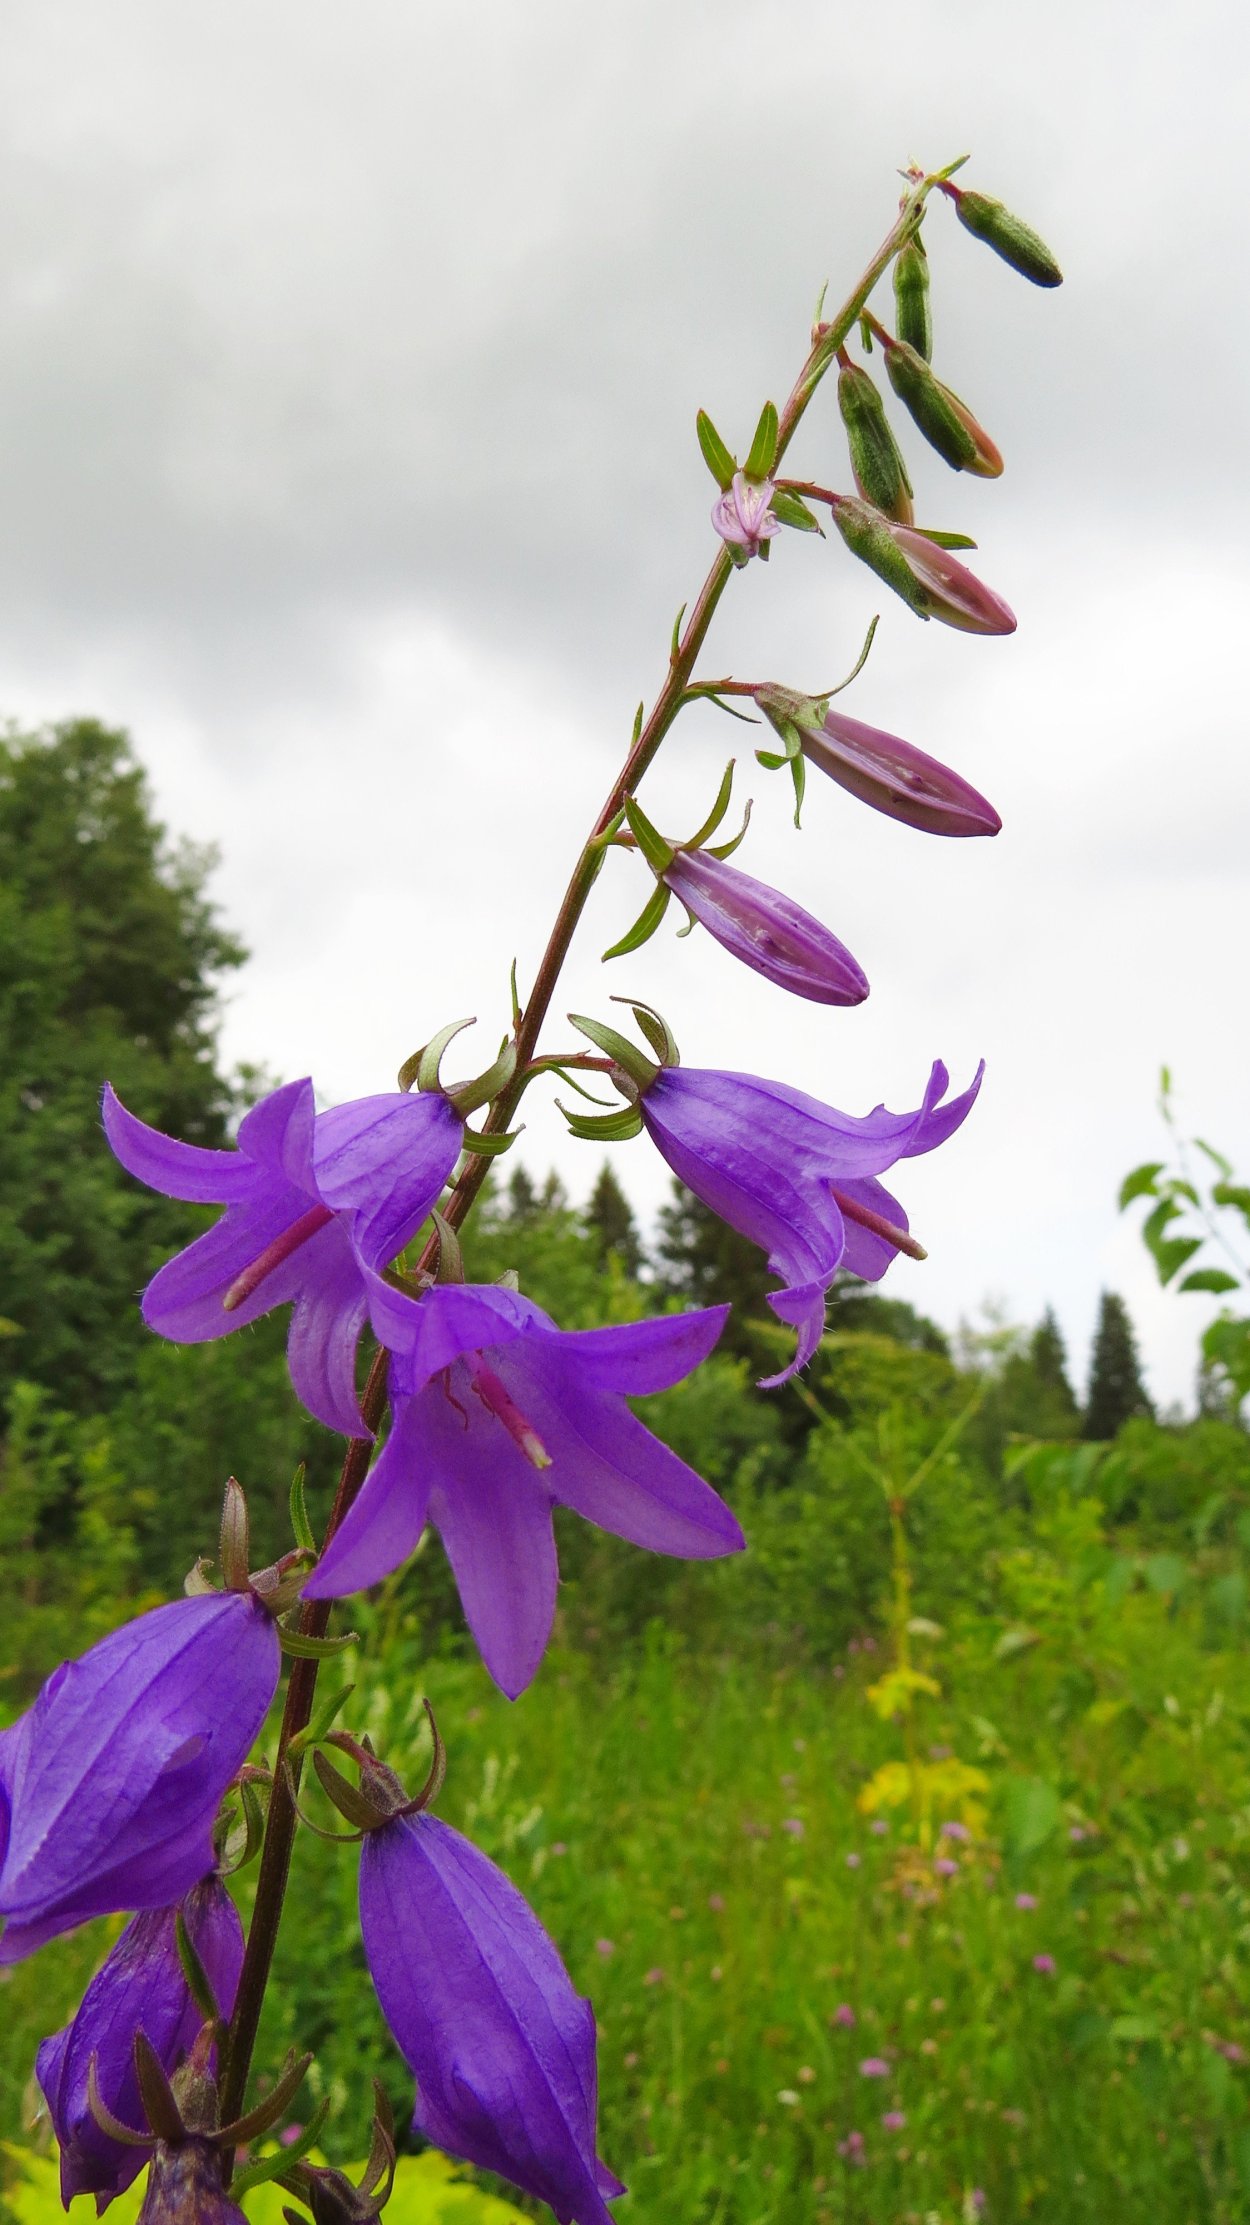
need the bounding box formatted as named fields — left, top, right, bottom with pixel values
left=305, top=1283, right=740, bottom=1696
left=711, top=472, right=779, bottom=558
left=36, top=1875, right=243, bottom=2208
left=361, top=1808, right=623, bottom=2225
left=638, top=1059, right=982, bottom=1386
left=663, top=850, right=869, bottom=1005
left=0, top=1594, right=278, bottom=1961
left=103, top=1079, right=463, bottom=1437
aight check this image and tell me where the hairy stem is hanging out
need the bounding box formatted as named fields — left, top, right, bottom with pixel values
left=221, top=172, right=931, bottom=2141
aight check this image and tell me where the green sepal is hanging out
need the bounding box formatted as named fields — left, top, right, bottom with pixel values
left=827, top=612, right=881, bottom=699
left=755, top=747, right=790, bottom=771
left=613, top=996, right=680, bottom=1069
left=696, top=409, right=737, bottom=490
left=287, top=1682, right=356, bottom=1762
left=547, top=1066, right=618, bottom=1107
left=913, top=527, right=978, bottom=550
left=770, top=487, right=823, bottom=534
left=220, top=1775, right=267, bottom=1875
left=448, top=1038, right=518, bottom=1117
left=175, top=1908, right=222, bottom=2025
left=184, top=1556, right=218, bottom=1597
left=953, top=189, right=1063, bottom=287
left=278, top=1623, right=359, bottom=1660
left=725, top=541, right=752, bottom=569
left=568, top=1013, right=660, bottom=1089
left=603, top=881, right=672, bottom=962
left=744, top=400, right=779, bottom=481
left=399, top=1017, right=474, bottom=1095
left=622, top=794, right=674, bottom=874
left=706, top=797, right=752, bottom=861
left=787, top=749, right=806, bottom=829
left=289, top=1464, right=314, bottom=1554
left=686, top=760, right=736, bottom=849
left=230, top=2100, right=332, bottom=2200
left=219, top=1477, right=251, bottom=1595
left=558, top=1101, right=646, bottom=1142
left=460, top=1125, right=523, bottom=1157
left=429, top=1207, right=464, bottom=1285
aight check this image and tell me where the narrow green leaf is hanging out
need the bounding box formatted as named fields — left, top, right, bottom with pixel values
left=602, top=882, right=672, bottom=962
left=696, top=410, right=736, bottom=490
left=289, top=1464, right=314, bottom=1553
left=1196, top=1138, right=1234, bottom=1178
left=288, top=1684, right=357, bottom=1762
left=744, top=400, right=779, bottom=480
left=230, top=2100, right=332, bottom=2198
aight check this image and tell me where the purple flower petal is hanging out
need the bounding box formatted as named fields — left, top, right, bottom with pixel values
left=360, top=1812, right=621, bottom=2225
left=641, top=1061, right=982, bottom=1385
left=0, top=1597, right=278, bottom=1961
left=36, top=1877, right=243, bottom=2206
left=801, top=703, right=1001, bottom=837
left=663, top=851, right=869, bottom=1006
left=105, top=1080, right=462, bottom=1436
left=307, top=1287, right=736, bottom=1694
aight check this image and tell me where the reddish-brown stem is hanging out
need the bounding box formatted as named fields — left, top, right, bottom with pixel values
left=220, top=172, right=933, bottom=2144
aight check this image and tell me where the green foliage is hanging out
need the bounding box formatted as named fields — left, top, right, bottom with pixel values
left=0, top=720, right=244, bottom=1413
left=1120, top=1071, right=1250, bottom=1407
left=2, top=2146, right=527, bottom=2225
left=1083, top=1291, right=1154, bottom=1440
left=583, top=1160, right=644, bottom=1279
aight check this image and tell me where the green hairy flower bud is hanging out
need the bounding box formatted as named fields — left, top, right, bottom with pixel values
left=830, top=497, right=930, bottom=617
left=837, top=363, right=913, bottom=524
left=883, top=338, right=1002, bottom=478
left=893, top=237, right=933, bottom=360
left=949, top=187, right=1063, bottom=288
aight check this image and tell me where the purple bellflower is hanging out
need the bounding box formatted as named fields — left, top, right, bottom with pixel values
left=361, top=1808, right=624, bottom=2225
left=36, top=1875, right=244, bottom=2208
left=102, top=1079, right=464, bottom=1437
left=711, top=473, right=780, bottom=559
left=305, top=1282, right=741, bottom=1697
left=0, top=1593, right=279, bottom=1961
left=638, top=1059, right=982, bottom=1386
left=755, top=688, right=1001, bottom=838
left=663, top=849, right=869, bottom=1005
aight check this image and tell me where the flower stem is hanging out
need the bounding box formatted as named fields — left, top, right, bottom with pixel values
left=219, top=169, right=934, bottom=2144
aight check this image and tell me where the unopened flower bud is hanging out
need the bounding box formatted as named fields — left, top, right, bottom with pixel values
left=830, top=500, right=1015, bottom=635
left=755, top=688, right=999, bottom=838
left=837, top=363, right=913, bottom=523
left=893, top=236, right=933, bottom=360
left=664, top=849, right=869, bottom=1007
left=883, top=338, right=1002, bottom=477
left=948, top=186, right=1063, bottom=287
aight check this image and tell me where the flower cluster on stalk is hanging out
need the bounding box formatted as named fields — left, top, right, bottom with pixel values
left=4, top=158, right=1060, bottom=2225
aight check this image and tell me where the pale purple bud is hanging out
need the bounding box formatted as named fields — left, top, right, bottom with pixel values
left=663, top=849, right=868, bottom=1007
left=711, top=472, right=780, bottom=558
left=889, top=525, right=1017, bottom=635
left=789, top=700, right=1000, bottom=838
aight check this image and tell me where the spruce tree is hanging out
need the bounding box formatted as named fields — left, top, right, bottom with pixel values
left=584, top=1160, right=644, bottom=1278
left=1084, top=1290, right=1154, bottom=1439
left=1000, top=1305, right=1080, bottom=1438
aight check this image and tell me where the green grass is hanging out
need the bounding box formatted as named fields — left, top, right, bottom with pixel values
left=7, top=1518, right=1250, bottom=2223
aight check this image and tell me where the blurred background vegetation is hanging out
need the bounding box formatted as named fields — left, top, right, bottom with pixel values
left=3, top=720, right=1250, bottom=2223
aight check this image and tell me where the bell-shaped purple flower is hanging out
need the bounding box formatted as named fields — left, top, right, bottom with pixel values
left=711, top=472, right=780, bottom=559
left=638, top=1059, right=982, bottom=1386
left=0, top=1594, right=279, bottom=1961
left=102, top=1079, right=464, bottom=1436
left=36, top=1874, right=244, bottom=2208
left=663, top=849, right=869, bottom=1005
left=305, top=1284, right=740, bottom=1697
left=756, top=688, right=1000, bottom=838
left=360, top=1809, right=624, bottom=2225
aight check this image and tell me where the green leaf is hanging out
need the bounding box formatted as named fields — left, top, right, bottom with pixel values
left=1110, top=2013, right=1161, bottom=2044
left=1144, top=1552, right=1187, bottom=1596
left=1151, top=1235, right=1203, bottom=1284
left=1002, top=1775, right=1061, bottom=1858
left=696, top=409, right=736, bottom=490
left=770, top=488, right=823, bottom=533
left=1178, top=1267, right=1240, bottom=1294
left=1212, top=1182, right=1250, bottom=1223
left=1196, top=1137, right=1234, bottom=1178
left=1118, top=1161, right=1164, bottom=1208
left=1206, top=1570, right=1247, bottom=1628
left=289, top=1463, right=315, bottom=1553
left=744, top=400, right=779, bottom=480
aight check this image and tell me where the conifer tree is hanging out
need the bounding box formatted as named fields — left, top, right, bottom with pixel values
left=1000, top=1305, right=1080, bottom=1438
left=584, top=1160, right=644, bottom=1278
left=1084, top=1290, right=1154, bottom=1439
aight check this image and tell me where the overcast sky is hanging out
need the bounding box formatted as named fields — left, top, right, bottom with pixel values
left=1, top=0, right=1246, bottom=1408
